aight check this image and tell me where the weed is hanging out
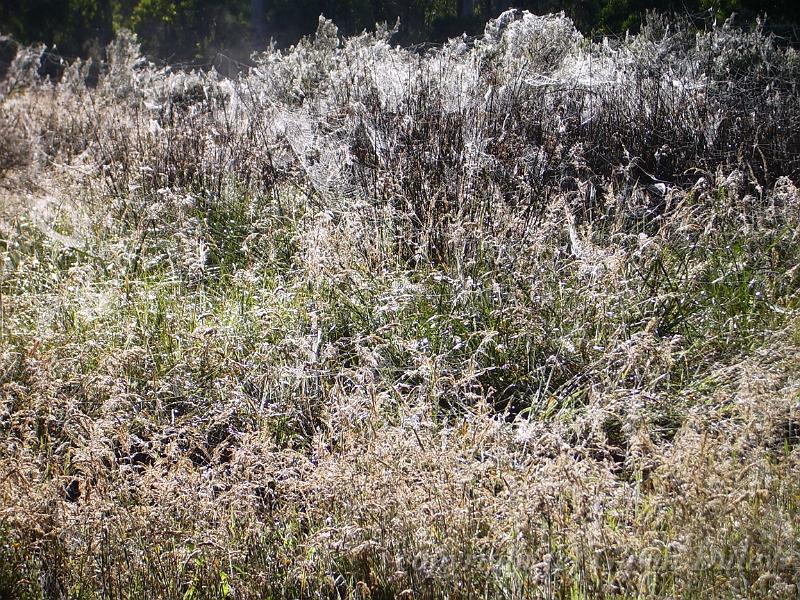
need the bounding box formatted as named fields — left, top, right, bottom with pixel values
left=0, top=12, right=799, bottom=599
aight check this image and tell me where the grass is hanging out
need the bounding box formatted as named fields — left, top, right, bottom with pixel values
left=1, top=10, right=800, bottom=599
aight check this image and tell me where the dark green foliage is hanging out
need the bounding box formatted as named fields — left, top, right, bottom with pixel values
left=2, top=0, right=800, bottom=66
left=0, top=0, right=112, bottom=58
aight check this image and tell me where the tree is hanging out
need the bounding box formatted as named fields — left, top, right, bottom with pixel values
left=0, top=0, right=112, bottom=57
left=251, top=0, right=265, bottom=43
left=2, top=0, right=799, bottom=66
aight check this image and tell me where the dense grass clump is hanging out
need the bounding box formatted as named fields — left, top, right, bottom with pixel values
left=1, top=11, right=799, bottom=599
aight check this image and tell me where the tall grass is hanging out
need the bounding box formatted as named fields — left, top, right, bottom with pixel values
left=0, top=10, right=799, bottom=598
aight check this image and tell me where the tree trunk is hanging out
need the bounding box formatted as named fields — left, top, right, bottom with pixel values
left=96, top=0, right=114, bottom=46
left=458, top=0, right=475, bottom=18
left=251, top=0, right=266, bottom=43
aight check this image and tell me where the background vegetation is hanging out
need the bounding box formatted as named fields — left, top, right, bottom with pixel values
left=1, top=0, right=800, bottom=64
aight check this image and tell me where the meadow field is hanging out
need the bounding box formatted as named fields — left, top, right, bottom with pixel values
left=1, top=11, right=799, bottom=598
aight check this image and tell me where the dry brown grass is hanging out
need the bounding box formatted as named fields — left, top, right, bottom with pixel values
left=1, top=12, right=799, bottom=599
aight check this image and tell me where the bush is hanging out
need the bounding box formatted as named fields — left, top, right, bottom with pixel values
left=0, top=111, right=30, bottom=177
